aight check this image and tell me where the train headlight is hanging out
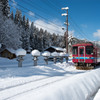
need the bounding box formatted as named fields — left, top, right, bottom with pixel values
left=91, top=53, right=93, bottom=55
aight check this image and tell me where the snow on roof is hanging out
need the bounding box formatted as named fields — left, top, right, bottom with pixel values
left=15, top=49, right=26, bottom=56
left=0, top=48, right=16, bottom=54
left=46, top=46, right=64, bottom=52
left=6, top=48, right=16, bottom=54
left=51, top=46, right=64, bottom=51
left=31, top=50, right=40, bottom=56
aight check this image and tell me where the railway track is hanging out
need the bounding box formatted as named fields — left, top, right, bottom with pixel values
left=76, top=66, right=94, bottom=70
left=0, top=76, right=48, bottom=92
left=0, top=75, right=70, bottom=100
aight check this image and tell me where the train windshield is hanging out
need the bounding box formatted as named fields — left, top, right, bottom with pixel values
left=73, top=46, right=78, bottom=55
left=86, top=46, right=93, bottom=55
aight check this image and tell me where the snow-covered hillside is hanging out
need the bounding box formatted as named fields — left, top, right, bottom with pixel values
left=0, top=54, right=100, bottom=100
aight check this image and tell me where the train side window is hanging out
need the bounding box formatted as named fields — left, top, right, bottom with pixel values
left=73, top=47, right=78, bottom=55
left=86, top=46, right=93, bottom=55
left=80, top=49, right=84, bottom=54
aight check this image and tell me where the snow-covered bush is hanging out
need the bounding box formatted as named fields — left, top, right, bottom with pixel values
left=31, top=50, right=40, bottom=57
left=42, top=51, right=50, bottom=57
left=51, top=52, right=59, bottom=64
left=42, top=51, right=51, bottom=65
left=51, top=52, right=59, bottom=57
left=15, top=49, right=26, bottom=67
left=16, top=49, right=26, bottom=56
left=59, top=52, right=65, bottom=63
left=59, top=52, right=65, bottom=57
left=31, top=50, right=40, bottom=66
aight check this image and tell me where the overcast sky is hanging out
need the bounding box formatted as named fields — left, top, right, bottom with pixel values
left=9, top=0, right=100, bottom=41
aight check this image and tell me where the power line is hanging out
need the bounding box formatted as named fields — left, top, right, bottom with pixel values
left=25, top=0, right=64, bottom=22
left=21, top=0, right=63, bottom=28
left=9, top=0, right=63, bottom=29
left=9, top=4, right=64, bottom=35
left=42, top=0, right=91, bottom=40
left=10, top=0, right=90, bottom=40
left=47, top=0, right=94, bottom=41
left=69, top=15, right=91, bottom=40
left=42, top=0, right=61, bottom=14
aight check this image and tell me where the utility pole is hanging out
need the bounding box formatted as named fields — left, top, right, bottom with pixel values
left=61, top=7, right=69, bottom=54
left=62, top=7, right=69, bottom=63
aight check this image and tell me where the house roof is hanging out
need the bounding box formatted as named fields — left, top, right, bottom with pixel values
left=0, top=48, right=16, bottom=54
left=6, top=48, right=16, bottom=54
left=50, top=46, right=64, bottom=51
left=45, top=46, right=65, bottom=52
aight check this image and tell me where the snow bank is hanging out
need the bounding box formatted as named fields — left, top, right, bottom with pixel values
left=13, top=68, right=100, bottom=100
left=16, top=49, right=26, bottom=56
left=31, top=50, right=40, bottom=56
left=42, top=51, right=50, bottom=57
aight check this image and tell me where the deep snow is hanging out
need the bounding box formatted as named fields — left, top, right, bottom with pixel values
left=0, top=54, right=100, bottom=100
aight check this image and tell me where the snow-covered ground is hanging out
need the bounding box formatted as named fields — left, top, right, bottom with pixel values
left=0, top=54, right=100, bottom=100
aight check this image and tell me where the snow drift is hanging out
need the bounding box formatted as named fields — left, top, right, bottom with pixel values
left=11, top=68, right=100, bottom=100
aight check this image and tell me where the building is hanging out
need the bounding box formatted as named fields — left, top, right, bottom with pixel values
left=44, top=46, right=65, bottom=53
left=0, top=48, right=16, bottom=59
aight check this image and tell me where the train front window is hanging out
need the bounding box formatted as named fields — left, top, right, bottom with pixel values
left=86, top=46, right=93, bottom=55
left=73, top=47, right=78, bottom=55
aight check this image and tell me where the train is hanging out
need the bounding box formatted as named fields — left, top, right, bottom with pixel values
left=72, top=42, right=100, bottom=69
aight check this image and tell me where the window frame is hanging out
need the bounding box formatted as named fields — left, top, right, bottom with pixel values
left=72, top=46, right=78, bottom=55
left=86, top=46, right=93, bottom=55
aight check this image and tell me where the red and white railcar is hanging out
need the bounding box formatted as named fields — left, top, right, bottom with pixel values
left=72, top=42, right=100, bottom=67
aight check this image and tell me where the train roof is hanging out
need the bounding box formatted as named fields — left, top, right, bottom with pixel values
left=72, top=42, right=93, bottom=47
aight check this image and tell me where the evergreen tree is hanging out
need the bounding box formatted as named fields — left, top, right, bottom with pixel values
left=0, top=0, right=66, bottom=51
left=21, top=18, right=30, bottom=51
left=14, top=9, right=22, bottom=26
left=30, top=22, right=35, bottom=50
left=22, top=15, right=26, bottom=28
left=0, top=18, right=22, bottom=49
left=10, top=11, right=13, bottom=20
left=39, top=28, right=44, bottom=51
left=1, top=0, right=10, bottom=17
left=25, top=18, right=29, bottom=30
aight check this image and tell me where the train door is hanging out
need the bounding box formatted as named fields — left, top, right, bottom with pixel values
left=78, top=46, right=85, bottom=62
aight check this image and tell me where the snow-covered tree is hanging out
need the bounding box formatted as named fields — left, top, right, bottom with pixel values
left=14, top=10, right=22, bottom=25
left=30, top=22, right=35, bottom=49
left=0, top=0, right=66, bottom=51
left=21, top=18, right=30, bottom=51
left=22, top=15, right=26, bottom=28
left=0, top=0, right=10, bottom=17
left=0, top=17, right=22, bottom=49
left=10, top=11, right=14, bottom=20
